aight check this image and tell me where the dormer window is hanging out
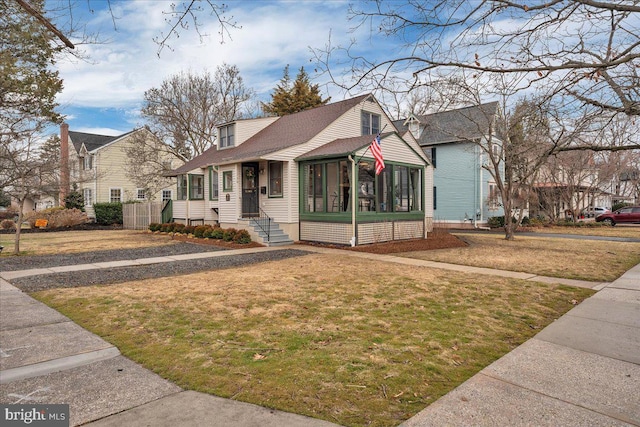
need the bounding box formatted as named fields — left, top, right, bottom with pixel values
left=219, top=124, right=235, bottom=148
left=361, top=111, right=380, bottom=136
left=82, top=154, right=93, bottom=170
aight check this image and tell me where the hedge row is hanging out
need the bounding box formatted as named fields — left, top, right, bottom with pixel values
left=149, top=222, right=252, bottom=244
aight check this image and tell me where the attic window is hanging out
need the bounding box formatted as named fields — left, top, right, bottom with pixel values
left=361, top=111, right=380, bottom=136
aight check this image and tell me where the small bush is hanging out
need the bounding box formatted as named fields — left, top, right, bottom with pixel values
left=201, top=227, right=215, bottom=238
left=149, top=223, right=162, bottom=232
left=24, top=208, right=88, bottom=229
left=94, top=202, right=123, bottom=225
left=222, top=227, right=237, bottom=242
left=183, top=225, right=196, bottom=235
left=211, top=227, right=224, bottom=239
left=487, top=216, right=504, bottom=228
left=0, top=209, right=18, bottom=221
left=1, top=219, right=15, bottom=230
left=193, top=225, right=211, bottom=238
left=233, top=229, right=252, bottom=244
left=159, top=223, right=172, bottom=233
left=172, top=223, right=185, bottom=233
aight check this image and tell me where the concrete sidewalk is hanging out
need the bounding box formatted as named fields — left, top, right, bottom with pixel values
left=1, top=245, right=639, bottom=426
left=401, top=262, right=640, bottom=427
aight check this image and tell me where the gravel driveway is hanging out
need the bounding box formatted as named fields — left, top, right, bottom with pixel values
left=3, top=244, right=312, bottom=292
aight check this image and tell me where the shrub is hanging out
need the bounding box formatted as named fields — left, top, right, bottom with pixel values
left=64, top=189, right=85, bottom=211
left=210, top=227, right=224, bottom=239
left=160, top=223, right=175, bottom=233
left=193, top=225, right=211, bottom=238
left=183, top=225, right=196, bottom=235
left=222, top=227, right=237, bottom=242
left=233, top=229, right=252, bottom=244
left=149, top=223, right=162, bottom=232
left=172, top=223, right=185, bottom=233
left=203, top=227, right=217, bottom=238
left=487, top=216, right=504, bottom=228
left=1, top=219, right=15, bottom=230
left=94, top=202, right=123, bottom=225
left=0, top=208, right=18, bottom=221
left=24, top=208, right=88, bottom=229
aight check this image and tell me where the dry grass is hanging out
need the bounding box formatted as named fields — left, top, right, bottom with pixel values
left=400, top=233, right=640, bottom=282
left=34, top=254, right=594, bottom=427
left=526, top=225, right=640, bottom=238
left=0, top=230, right=173, bottom=256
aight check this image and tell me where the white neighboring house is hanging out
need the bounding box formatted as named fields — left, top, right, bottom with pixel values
left=62, top=125, right=177, bottom=219
left=167, top=94, right=434, bottom=246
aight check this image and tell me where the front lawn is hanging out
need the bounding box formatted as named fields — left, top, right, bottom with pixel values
left=33, top=254, right=594, bottom=427
left=401, top=233, right=640, bottom=282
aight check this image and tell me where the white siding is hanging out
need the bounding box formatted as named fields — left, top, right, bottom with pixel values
left=352, top=133, right=427, bottom=166
left=234, top=117, right=279, bottom=146
left=256, top=160, right=295, bottom=225
left=218, top=165, right=239, bottom=223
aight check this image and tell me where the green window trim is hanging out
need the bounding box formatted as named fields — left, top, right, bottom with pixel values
left=209, top=166, right=219, bottom=200
left=299, top=157, right=425, bottom=219
left=222, top=171, right=233, bottom=191
left=188, top=174, right=204, bottom=200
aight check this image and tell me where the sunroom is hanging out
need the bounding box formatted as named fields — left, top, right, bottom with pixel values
left=296, top=133, right=432, bottom=245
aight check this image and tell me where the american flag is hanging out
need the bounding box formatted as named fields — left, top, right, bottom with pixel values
left=371, top=133, right=385, bottom=175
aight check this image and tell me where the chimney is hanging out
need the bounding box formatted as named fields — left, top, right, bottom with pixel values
left=59, top=123, right=70, bottom=206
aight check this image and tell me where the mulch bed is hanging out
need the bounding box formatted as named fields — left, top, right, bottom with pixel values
left=169, top=233, right=264, bottom=249
left=297, top=230, right=468, bottom=254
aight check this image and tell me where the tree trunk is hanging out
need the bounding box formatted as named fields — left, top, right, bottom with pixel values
left=13, top=200, right=24, bottom=254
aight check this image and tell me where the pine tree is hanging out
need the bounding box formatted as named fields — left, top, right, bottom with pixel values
left=262, top=66, right=329, bottom=116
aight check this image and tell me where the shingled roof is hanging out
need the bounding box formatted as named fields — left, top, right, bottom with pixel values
left=394, top=102, right=499, bottom=146
left=169, top=94, right=372, bottom=175
left=68, top=130, right=136, bottom=153
left=296, top=132, right=394, bottom=161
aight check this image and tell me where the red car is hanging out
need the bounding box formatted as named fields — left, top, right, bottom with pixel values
left=595, top=206, right=640, bottom=225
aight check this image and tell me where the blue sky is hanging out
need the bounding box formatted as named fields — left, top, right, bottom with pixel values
left=51, top=0, right=390, bottom=136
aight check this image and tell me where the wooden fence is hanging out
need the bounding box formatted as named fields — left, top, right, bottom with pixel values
left=123, top=202, right=164, bottom=230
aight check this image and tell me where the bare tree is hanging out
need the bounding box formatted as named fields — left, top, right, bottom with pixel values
left=316, top=1, right=640, bottom=151
left=138, top=65, right=254, bottom=163
left=0, top=132, right=58, bottom=254
left=122, top=129, right=177, bottom=201
left=15, top=0, right=240, bottom=56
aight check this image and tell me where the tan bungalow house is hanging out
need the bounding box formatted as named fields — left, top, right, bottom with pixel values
left=61, top=125, right=177, bottom=219
left=166, top=94, right=434, bottom=246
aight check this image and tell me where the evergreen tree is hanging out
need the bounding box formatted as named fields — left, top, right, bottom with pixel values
left=262, top=66, right=329, bottom=116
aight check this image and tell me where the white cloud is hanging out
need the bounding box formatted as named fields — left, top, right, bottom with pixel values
left=55, top=0, right=360, bottom=113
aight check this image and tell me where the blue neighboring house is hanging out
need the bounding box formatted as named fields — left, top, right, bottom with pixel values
left=394, top=102, right=505, bottom=228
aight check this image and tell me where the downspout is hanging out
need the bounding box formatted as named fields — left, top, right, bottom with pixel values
left=348, top=154, right=357, bottom=246
left=477, top=145, right=482, bottom=228
left=473, top=145, right=478, bottom=228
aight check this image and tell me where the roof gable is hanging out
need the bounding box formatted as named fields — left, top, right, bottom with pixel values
left=68, top=129, right=137, bottom=153
left=215, top=94, right=371, bottom=164
left=397, top=102, right=499, bottom=146
left=171, top=94, right=373, bottom=173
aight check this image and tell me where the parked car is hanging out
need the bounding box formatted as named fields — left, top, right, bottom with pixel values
left=595, top=206, right=640, bottom=225
left=581, top=206, right=610, bottom=218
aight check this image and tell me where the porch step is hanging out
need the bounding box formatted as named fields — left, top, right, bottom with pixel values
left=249, top=219, right=293, bottom=247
